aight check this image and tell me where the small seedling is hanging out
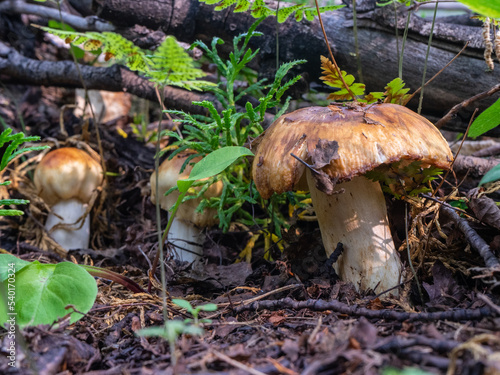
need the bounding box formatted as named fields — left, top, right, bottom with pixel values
left=172, top=298, right=218, bottom=327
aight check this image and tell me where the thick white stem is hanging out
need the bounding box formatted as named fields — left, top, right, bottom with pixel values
left=307, top=172, right=402, bottom=294
left=45, top=198, right=90, bottom=250
left=168, top=217, right=204, bottom=263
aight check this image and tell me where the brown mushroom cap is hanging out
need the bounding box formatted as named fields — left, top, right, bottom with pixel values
left=151, top=152, right=223, bottom=228
left=252, top=103, right=453, bottom=199
left=34, top=147, right=103, bottom=206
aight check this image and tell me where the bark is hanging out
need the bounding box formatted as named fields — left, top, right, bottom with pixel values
left=75, top=0, right=500, bottom=134
left=2, top=0, right=500, bottom=134
left=0, top=42, right=220, bottom=116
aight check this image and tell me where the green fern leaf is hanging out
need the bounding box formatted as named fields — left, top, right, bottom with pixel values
left=302, top=5, right=345, bottom=21
left=148, top=36, right=214, bottom=90
left=251, top=0, right=275, bottom=18
left=384, top=77, right=411, bottom=104
left=39, top=27, right=149, bottom=72
left=215, top=0, right=237, bottom=10
left=277, top=5, right=305, bottom=23
left=234, top=0, right=251, bottom=12
left=320, top=56, right=365, bottom=100
left=362, top=92, right=384, bottom=103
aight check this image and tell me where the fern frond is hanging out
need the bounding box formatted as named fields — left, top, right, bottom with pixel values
left=215, top=0, right=238, bottom=10
left=38, top=27, right=149, bottom=71
left=383, top=77, right=411, bottom=105
left=250, top=0, right=275, bottom=18
left=295, top=5, right=345, bottom=22
left=199, top=0, right=344, bottom=22
left=148, top=36, right=214, bottom=90
left=320, top=56, right=365, bottom=101
left=39, top=27, right=213, bottom=91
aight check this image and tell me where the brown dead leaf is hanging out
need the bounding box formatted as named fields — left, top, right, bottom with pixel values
left=309, top=139, right=339, bottom=169
left=269, top=311, right=287, bottom=326
left=366, top=298, right=384, bottom=310
left=348, top=337, right=361, bottom=349
left=423, top=261, right=465, bottom=308
left=310, top=169, right=340, bottom=195
left=468, top=191, right=500, bottom=231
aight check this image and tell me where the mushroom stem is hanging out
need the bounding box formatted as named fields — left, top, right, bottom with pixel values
left=167, top=216, right=204, bottom=263
left=44, top=198, right=90, bottom=250
left=307, top=171, right=402, bottom=294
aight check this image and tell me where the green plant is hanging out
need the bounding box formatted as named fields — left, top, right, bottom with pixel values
left=466, top=98, right=500, bottom=186
left=382, top=367, right=434, bottom=375
left=38, top=27, right=214, bottom=91
left=0, top=129, right=48, bottom=216
left=0, top=253, right=97, bottom=328
left=199, top=0, right=344, bottom=22
left=456, top=0, right=500, bottom=18
left=172, top=298, right=217, bottom=327
left=0, top=253, right=143, bottom=329
left=136, top=320, right=204, bottom=366
left=137, top=299, right=217, bottom=366
left=320, top=55, right=411, bottom=104
left=162, top=19, right=306, bottom=233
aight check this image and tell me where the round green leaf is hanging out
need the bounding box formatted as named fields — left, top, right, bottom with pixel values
left=456, top=0, right=500, bottom=18
left=1, top=261, right=97, bottom=328
left=0, top=254, right=30, bottom=282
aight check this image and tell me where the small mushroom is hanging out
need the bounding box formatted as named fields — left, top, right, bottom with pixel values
left=252, top=103, right=453, bottom=294
left=34, top=147, right=103, bottom=250
left=150, top=151, right=223, bottom=263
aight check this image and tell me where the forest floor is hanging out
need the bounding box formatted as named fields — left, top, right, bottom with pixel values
left=0, top=86, right=500, bottom=375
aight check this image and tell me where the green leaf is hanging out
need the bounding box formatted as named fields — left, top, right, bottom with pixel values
left=136, top=320, right=187, bottom=341
left=468, top=98, right=500, bottom=138
left=0, top=209, right=25, bottom=216
left=0, top=254, right=30, bottom=282
left=383, top=77, right=410, bottom=104
left=0, top=261, right=97, bottom=328
left=148, top=36, right=214, bottom=90
left=172, top=298, right=194, bottom=312
left=177, top=146, right=254, bottom=192
left=479, top=163, right=500, bottom=185
left=199, top=303, right=218, bottom=312
left=455, top=0, right=500, bottom=18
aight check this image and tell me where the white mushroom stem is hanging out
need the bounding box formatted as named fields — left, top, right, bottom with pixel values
left=167, top=217, right=204, bottom=263
left=306, top=171, right=402, bottom=294
left=44, top=198, right=90, bottom=250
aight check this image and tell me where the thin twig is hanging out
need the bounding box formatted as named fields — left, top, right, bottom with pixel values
left=417, top=1, right=439, bottom=115
left=477, top=293, right=500, bottom=315
left=212, top=350, right=267, bottom=375
left=435, top=83, right=500, bottom=129
left=0, top=0, right=115, bottom=32
left=432, top=108, right=476, bottom=196
left=440, top=205, right=500, bottom=268
left=314, top=0, right=357, bottom=101
left=405, top=42, right=469, bottom=105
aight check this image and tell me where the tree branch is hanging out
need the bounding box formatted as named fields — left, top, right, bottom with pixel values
left=0, top=42, right=220, bottom=116
left=440, top=204, right=500, bottom=268
left=0, top=0, right=115, bottom=32
left=232, top=297, right=495, bottom=321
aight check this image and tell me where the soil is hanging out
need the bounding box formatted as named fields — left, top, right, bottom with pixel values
left=0, top=83, right=499, bottom=375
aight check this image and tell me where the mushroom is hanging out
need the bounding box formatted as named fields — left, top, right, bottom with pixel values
left=252, top=103, right=453, bottom=294
left=150, top=151, right=223, bottom=263
left=34, top=147, right=103, bottom=250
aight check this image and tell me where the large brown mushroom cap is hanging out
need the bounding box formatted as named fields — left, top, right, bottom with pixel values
left=253, top=103, right=453, bottom=198
left=150, top=152, right=223, bottom=228
left=34, top=147, right=103, bottom=206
